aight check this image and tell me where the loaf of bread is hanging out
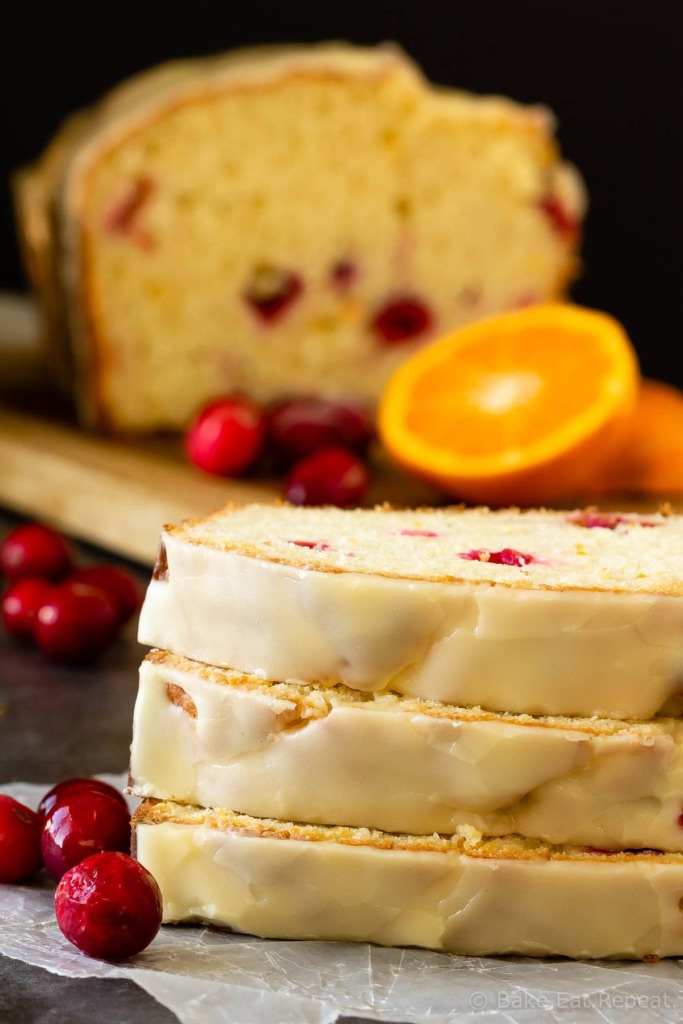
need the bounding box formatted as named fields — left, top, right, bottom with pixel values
left=130, top=649, right=683, bottom=851
left=138, top=502, right=683, bottom=718
left=133, top=799, right=683, bottom=959
left=14, top=42, right=585, bottom=433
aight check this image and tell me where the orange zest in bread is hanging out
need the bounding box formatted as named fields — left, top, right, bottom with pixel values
left=378, top=302, right=639, bottom=507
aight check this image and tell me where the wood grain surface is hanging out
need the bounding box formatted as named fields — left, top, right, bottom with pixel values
left=0, top=406, right=446, bottom=566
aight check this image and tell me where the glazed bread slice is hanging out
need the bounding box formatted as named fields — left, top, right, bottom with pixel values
left=14, top=42, right=584, bottom=432
left=133, top=800, right=683, bottom=960
left=138, top=502, right=683, bottom=719
left=130, top=650, right=683, bottom=851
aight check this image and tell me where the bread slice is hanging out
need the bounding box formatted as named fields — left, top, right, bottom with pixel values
left=130, top=650, right=683, bottom=851
left=138, top=502, right=683, bottom=719
left=13, top=42, right=585, bottom=433
left=132, top=799, right=683, bottom=959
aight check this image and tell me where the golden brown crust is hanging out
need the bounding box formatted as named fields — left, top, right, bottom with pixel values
left=12, top=109, right=97, bottom=404
left=165, top=682, right=197, bottom=718
left=132, top=799, right=683, bottom=863
left=146, top=648, right=673, bottom=737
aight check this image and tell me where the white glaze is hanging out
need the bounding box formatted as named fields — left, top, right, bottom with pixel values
left=137, top=533, right=683, bottom=718
left=135, top=808, right=683, bottom=959
left=129, top=655, right=683, bottom=849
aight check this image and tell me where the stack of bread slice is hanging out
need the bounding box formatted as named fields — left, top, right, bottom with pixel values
left=130, top=502, right=683, bottom=960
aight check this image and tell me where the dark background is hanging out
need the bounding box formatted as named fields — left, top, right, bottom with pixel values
left=2, top=3, right=681, bottom=384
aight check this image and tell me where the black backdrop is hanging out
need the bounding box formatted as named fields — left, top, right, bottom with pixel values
left=2, top=3, right=681, bottom=385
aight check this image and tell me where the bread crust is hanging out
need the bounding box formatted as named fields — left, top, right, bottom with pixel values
left=132, top=800, right=683, bottom=864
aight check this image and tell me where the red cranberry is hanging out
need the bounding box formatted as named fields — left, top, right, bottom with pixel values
left=566, top=510, right=658, bottom=530
left=371, top=297, right=433, bottom=345
left=0, top=524, right=72, bottom=582
left=35, top=582, right=120, bottom=665
left=285, top=446, right=370, bottom=508
left=0, top=795, right=43, bottom=883
left=243, top=266, right=303, bottom=323
left=1, top=577, right=54, bottom=641
left=38, top=777, right=129, bottom=820
left=539, top=194, right=579, bottom=241
left=103, top=176, right=156, bottom=251
left=289, top=540, right=334, bottom=551
left=399, top=529, right=439, bottom=538
left=185, top=396, right=266, bottom=476
left=458, top=548, right=536, bottom=567
left=68, top=566, right=141, bottom=626
left=55, top=851, right=162, bottom=960
left=268, top=398, right=375, bottom=465
left=41, top=789, right=131, bottom=882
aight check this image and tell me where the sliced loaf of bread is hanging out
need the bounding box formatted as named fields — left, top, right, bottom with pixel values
left=138, top=502, right=683, bottom=718
left=130, top=650, right=683, bottom=851
left=14, top=42, right=585, bottom=432
left=133, top=800, right=683, bottom=959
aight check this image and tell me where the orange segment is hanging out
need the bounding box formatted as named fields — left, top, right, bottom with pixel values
left=378, top=303, right=640, bottom=506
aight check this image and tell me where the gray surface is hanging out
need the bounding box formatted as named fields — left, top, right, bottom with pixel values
left=0, top=953, right=178, bottom=1024
left=0, top=510, right=387, bottom=1024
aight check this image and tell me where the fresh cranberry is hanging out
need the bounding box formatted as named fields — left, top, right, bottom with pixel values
left=0, top=524, right=72, bottom=582
left=35, top=582, right=120, bottom=665
left=243, top=266, right=303, bottom=323
left=0, top=795, right=43, bottom=883
left=285, top=446, right=370, bottom=508
left=539, top=194, right=579, bottom=241
left=68, top=566, right=141, bottom=626
left=458, top=548, right=536, bottom=567
left=268, top=398, right=375, bottom=465
left=371, top=297, right=434, bottom=345
left=55, top=851, right=162, bottom=960
left=185, top=396, right=266, bottom=476
left=41, top=789, right=131, bottom=882
left=1, top=577, right=54, bottom=641
left=38, top=778, right=129, bottom=820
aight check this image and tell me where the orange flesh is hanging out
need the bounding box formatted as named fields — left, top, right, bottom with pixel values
left=378, top=303, right=641, bottom=505
left=406, top=325, right=615, bottom=458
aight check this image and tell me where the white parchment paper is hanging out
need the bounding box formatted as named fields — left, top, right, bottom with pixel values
left=2, top=777, right=683, bottom=1024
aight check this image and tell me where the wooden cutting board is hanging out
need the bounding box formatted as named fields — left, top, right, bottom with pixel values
left=2, top=404, right=680, bottom=570
left=0, top=406, right=445, bottom=567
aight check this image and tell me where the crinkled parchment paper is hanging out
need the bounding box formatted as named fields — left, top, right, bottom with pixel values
left=2, top=777, right=683, bottom=1024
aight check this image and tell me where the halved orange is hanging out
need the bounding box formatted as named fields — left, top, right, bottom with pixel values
left=378, top=303, right=640, bottom=507
left=586, top=378, right=683, bottom=496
